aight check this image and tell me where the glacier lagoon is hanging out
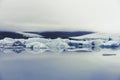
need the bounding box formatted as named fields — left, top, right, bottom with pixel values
left=0, top=32, right=120, bottom=80
left=0, top=50, right=120, bottom=80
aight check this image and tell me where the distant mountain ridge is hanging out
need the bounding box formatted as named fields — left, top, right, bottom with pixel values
left=0, top=31, right=94, bottom=39
left=0, top=31, right=29, bottom=39
left=26, top=31, right=94, bottom=39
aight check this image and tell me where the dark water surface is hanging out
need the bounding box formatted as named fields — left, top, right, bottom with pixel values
left=0, top=50, right=120, bottom=80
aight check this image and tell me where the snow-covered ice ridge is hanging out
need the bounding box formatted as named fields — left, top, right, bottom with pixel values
left=0, top=33, right=120, bottom=53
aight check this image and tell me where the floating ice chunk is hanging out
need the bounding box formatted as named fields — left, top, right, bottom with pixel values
left=100, top=41, right=120, bottom=49
left=46, top=38, right=70, bottom=52
left=26, top=42, right=47, bottom=48
left=101, top=41, right=120, bottom=46
left=26, top=38, right=51, bottom=44
left=26, top=42, right=47, bottom=53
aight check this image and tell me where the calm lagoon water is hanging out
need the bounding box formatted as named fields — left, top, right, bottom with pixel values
left=0, top=50, right=120, bottom=80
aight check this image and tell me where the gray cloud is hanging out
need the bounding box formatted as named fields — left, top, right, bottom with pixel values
left=0, top=0, right=120, bottom=33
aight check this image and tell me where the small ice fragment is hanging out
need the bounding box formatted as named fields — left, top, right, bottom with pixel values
left=102, top=54, right=116, bottom=56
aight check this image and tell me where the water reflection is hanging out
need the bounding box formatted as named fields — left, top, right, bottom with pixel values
left=12, top=48, right=25, bottom=53
left=0, top=51, right=120, bottom=80
left=0, top=46, right=119, bottom=55
left=0, top=42, right=109, bottom=54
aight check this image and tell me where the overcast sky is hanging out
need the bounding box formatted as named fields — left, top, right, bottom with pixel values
left=0, top=0, right=120, bottom=33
